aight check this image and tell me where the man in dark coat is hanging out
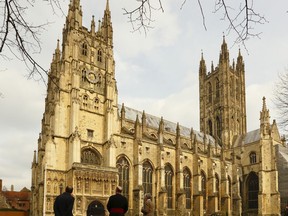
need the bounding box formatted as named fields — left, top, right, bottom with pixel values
left=107, top=186, right=128, bottom=216
left=54, top=186, right=75, bottom=216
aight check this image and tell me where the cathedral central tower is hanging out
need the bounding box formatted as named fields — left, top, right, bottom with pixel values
left=199, top=37, right=247, bottom=148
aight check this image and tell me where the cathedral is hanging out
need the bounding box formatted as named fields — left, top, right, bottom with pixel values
left=30, top=0, right=288, bottom=215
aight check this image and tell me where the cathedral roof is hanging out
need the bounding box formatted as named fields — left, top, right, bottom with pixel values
left=233, top=129, right=261, bottom=147
left=243, top=129, right=261, bottom=144
left=118, top=104, right=218, bottom=146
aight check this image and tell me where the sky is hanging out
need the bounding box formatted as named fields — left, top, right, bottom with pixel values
left=0, top=0, right=288, bottom=191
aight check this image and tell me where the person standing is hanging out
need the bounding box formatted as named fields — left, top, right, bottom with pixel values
left=141, top=193, right=154, bottom=216
left=107, top=186, right=128, bottom=216
left=54, top=186, right=75, bottom=216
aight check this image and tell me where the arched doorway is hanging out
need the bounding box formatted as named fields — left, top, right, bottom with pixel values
left=87, top=200, right=105, bottom=216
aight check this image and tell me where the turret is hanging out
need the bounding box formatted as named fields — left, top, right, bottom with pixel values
left=91, top=15, right=95, bottom=35
left=236, top=49, right=244, bottom=72
left=101, top=0, right=113, bottom=45
left=65, top=0, right=83, bottom=30
left=219, top=36, right=229, bottom=63
left=120, top=103, right=125, bottom=128
left=142, top=110, right=147, bottom=134
left=260, top=97, right=271, bottom=136
left=199, top=52, right=207, bottom=76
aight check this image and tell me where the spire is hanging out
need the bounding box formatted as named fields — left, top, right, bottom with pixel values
left=199, top=51, right=207, bottom=76
left=32, top=150, right=37, bottom=167
left=101, top=0, right=113, bottom=45
left=142, top=110, right=147, bottom=133
left=236, top=48, right=244, bottom=72
left=106, top=0, right=110, bottom=11
left=176, top=122, right=180, bottom=137
left=55, top=39, right=61, bottom=60
left=260, top=96, right=271, bottom=136
left=97, top=20, right=101, bottom=32
left=158, top=117, right=164, bottom=134
left=219, top=35, right=229, bottom=62
left=221, top=35, right=227, bottom=51
left=211, top=61, right=214, bottom=73
left=91, top=15, right=95, bottom=35
left=134, top=115, right=142, bottom=139
left=66, top=0, right=82, bottom=30
left=120, top=103, right=125, bottom=119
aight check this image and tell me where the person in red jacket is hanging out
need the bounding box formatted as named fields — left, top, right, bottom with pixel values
left=54, top=186, right=75, bottom=216
left=107, top=186, right=128, bottom=216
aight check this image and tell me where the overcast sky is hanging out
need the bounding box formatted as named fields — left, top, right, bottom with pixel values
left=1, top=0, right=288, bottom=191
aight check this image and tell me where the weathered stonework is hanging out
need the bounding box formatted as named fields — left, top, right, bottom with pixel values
left=30, top=0, right=288, bottom=216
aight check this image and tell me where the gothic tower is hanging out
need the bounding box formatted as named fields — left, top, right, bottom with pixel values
left=31, top=1, right=120, bottom=215
left=199, top=37, right=247, bottom=148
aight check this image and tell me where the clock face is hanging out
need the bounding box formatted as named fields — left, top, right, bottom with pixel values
left=86, top=71, right=99, bottom=83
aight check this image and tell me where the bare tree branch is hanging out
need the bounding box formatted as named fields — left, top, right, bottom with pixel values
left=273, top=70, right=288, bottom=131
left=123, top=0, right=268, bottom=45
left=0, top=0, right=65, bottom=85
left=123, top=0, right=164, bottom=34
left=213, top=0, right=267, bottom=45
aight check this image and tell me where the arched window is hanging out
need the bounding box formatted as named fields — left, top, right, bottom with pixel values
left=247, top=172, right=259, bottom=209
left=208, top=82, right=212, bottom=103
left=249, top=152, right=257, bottom=164
left=83, top=95, right=88, bottom=108
left=142, top=161, right=153, bottom=195
left=215, top=174, right=220, bottom=211
left=82, top=43, right=88, bottom=56
left=81, top=149, right=101, bottom=165
left=201, top=171, right=207, bottom=210
left=82, top=69, right=87, bottom=82
left=183, top=167, right=192, bottom=209
left=208, top=119, right=213, bottom=136
left=94, top=98, right=99, bottom=110
left=97, top=49, right=102, bottom=62
left=165, top=164, right=173, bottom=208
left=216, top=116, right=221, bottom=139
left=215, top=78, right=220, bottom=100
left=230, top=76, right=234, bottom=97
left=117, top=157, right=130, bottom=200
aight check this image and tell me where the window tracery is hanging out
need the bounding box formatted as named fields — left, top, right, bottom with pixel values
left=183, top=167, right=191, bottom=209
left=83, top=95, right=88, bottom=109
left=142, top=161, right=153, bottom=195
left=201, top=171, right=207, bottom=210
left=97, top=49, right=102, bottom=62
left=116, top=157, right=130, bottom=200
left=82, top=43, right=88, bottom=56
left=165, top=164, right=173, bottom=208
left=81, top=149, right=101, bottom=165
left=249, top=152, right=257, bottom=164
left=247, top=172, right=259, bottom=209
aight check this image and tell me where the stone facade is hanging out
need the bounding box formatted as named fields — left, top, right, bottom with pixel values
left=30, top=0, right=288, bottom=215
